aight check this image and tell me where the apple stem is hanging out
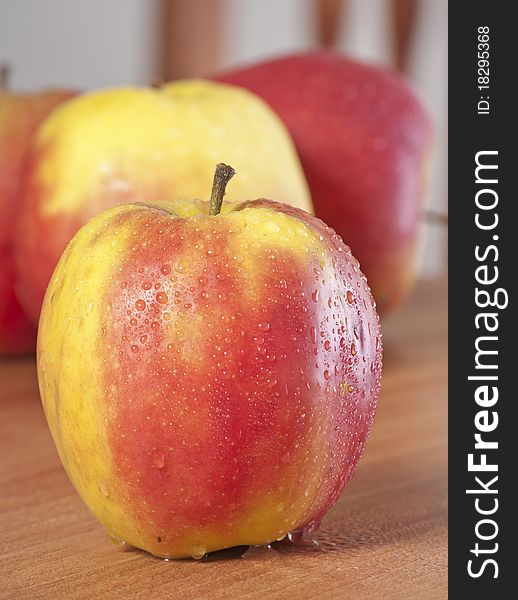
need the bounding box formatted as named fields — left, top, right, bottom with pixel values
left=208, top=163, right=236, bottom=216
left=0, top=64, right=9, bottom=91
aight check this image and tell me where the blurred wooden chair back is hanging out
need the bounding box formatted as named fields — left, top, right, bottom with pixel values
left=159, top=0, right=421, bottom=80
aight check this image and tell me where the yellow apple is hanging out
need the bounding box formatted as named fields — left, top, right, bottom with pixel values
left=15, top=80, right=312, bottom=323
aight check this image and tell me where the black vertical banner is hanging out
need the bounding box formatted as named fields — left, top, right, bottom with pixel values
left=449, top=2, right=515, bottom=596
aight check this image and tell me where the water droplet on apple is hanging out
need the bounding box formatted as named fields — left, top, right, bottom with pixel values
left=160, top=264, right=171, bottom=276
left=190, top=545, right=206, bottom=560
left=312, top=290, right=319, bottom=302
left=150, top=450, right=165, bottom=469
left=323, top=340, right=331, bottom=351
left=142, top=282, right=152, bottom=290
left=346, top=291, right=354, bottom=304
left=131, top=345, right=139, bottom=354
left=98, top=480, right=110, bottom=497
left=351, top=343, right=357, bottom=356
left=156, top=292, right=168, bottom=304
left=324, top=369, right=331, bottom=381
left=135, top=299, right=146, bottom=311
left=310, top=326, right=317, bottom=344
left=287, top=530, right=304, bottom=544
left=304, top=520, right=322, bottom=535
left=339, top=381, right=349, bottom=396
left=109, top=535, right=126, bottom=547
left=264, top=220, right=281, bottom=234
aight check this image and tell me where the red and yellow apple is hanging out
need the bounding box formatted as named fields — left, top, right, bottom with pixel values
left=37, top=166, right=381, bottom=559
left=216, top=52, right=432, bottom=313
left=0, top=84, right=73, bottom=353
left=15, top=80, right=311, bottom=325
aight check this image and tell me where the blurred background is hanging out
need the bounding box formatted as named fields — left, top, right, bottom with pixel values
left=0, top=0, right=447, bottom=278
left=0, top=4, right=448, bottom=591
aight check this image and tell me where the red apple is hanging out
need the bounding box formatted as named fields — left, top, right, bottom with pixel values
left=0, top=79, right=74, bottom=354
left=215, top=51, right=432, bottom=313
left=38, top=165, right=382, bottom=558
left=0, top=249, right=35, bottom=354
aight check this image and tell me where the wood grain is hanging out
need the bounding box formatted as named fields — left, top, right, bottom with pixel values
left=0, top=277, right=447, bottom=599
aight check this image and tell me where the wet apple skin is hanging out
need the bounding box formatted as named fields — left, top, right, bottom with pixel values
left=38, top=198, right=382, bottom=558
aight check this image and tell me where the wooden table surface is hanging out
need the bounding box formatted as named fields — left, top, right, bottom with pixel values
left=0, top=277, right=448, bottom=600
